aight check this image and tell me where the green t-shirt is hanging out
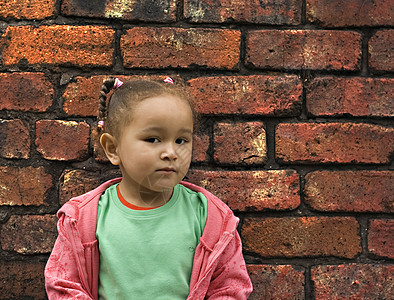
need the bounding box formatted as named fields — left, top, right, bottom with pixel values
left=96, top=183, right=207, bottom=300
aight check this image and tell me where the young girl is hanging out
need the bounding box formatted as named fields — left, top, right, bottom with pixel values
left=45, top=77, right=252, bottom=299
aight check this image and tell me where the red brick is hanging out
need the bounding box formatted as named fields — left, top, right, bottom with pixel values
left=246, top=30, right=361, bottom=70
left=276, top=123, right=394, bottom=164
left=63, top=75, right=184, bottom=117
left=306, top=77, right=394, bottom=117
left=312, top=264, right=394, bottom=300
left=121, top=27, right=240, bottom=70
left=62, top=0, right=176, bottom=21
left=2, top=25, right=114, bottom=67
left=214, top=122, right=266, bottom=164
left=305, top=171, right=393, bottom=213
left=0, top=166, right=52, bottom=206
left=0, top=261, right=46, bottom=299
left=369, top=30, right=394, bottom=72
left=307, top=0, right=394, bottom=27
left=192, top=132, right=209, bottom=162
left=0, top=0, right=56, bottom=20
left=248, top=265, right=305, bottom=300
left=0, top=72, right=53, bottom=112
left=368, top=219, right=394, bottom=259
left=0, top=119, right=30, bottom=159
left=187, top=170, right=300, bottom=211
left=36, top=120, right=90, bottom=161
left=59, top=169, right=102, bottom=205
left=242, top=217, right=361, bottom=258
left=187, top=75, right=302, bottom=116
left=184, top=0, right=302, bottom=25
left=1, top=214, right=57, bottom=254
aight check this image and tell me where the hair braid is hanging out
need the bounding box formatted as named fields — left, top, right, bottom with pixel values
left=97, top=77, right=116, bottom=133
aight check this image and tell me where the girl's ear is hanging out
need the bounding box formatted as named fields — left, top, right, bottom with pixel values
left=100, top=133, right=121, bottom=165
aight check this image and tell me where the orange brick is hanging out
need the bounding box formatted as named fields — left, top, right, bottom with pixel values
left=0, top=0, right=56, bottom=20
left=276, top=123, right=394, bottom=164
left=246, top=30, right=361, bottom=70
left=121, top=27, right=240, bottom=69
left=2, top=25, right=114, bottom=67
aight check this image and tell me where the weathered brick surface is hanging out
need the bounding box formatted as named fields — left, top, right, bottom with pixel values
left=304, top=171, right=394, bottom=212
left=121, top=27, right=241, bottom=69
left=1, top=214, right=57, bottom=254
left=0, top=119, right=30, bottom=159
left=0, top=261, right=46, bottom=299
left=62, top=0, right=177, bottom=21
left=187, top=170, right=300, bottom=211
left=2, top=25, right=114, bottom=66
left=307, top=0, right=394, bottom=27
left=248, top=265, right=305, bottom=300
left=312, top=264, right=394, bottom=300
left=184, top=0, right=302, bottom=25
left=369, top=30, right=394, bottom=72
left=368, top=219, right=394, bottom=259
left=214, top=122, right=266, bottom=164
left=246, top=30, right=361, bottom=70
left=36, top=120, right=90, bottom=161
left=0, top=72, right=53, bottom=112
left=63, top=75, right=184, bottom=116
left=306, top=77, right=394, bottom=117
left=276, top=123, right=394, bottom=164
left=187, top=75, right=302, bottom=116
left=0, top=0, right=56, bottom=20
left=242, top=217, right=361, bottom=258
left=0, top=166, right=52, bottom=206
left=59, top=169, right=102, bottom=205
left=192, top=132, right=209, bottom=162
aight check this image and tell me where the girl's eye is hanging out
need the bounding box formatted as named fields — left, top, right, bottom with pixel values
left=145, top=138, right=160, bottom=143
left=175, top=138, right=188, bottom=145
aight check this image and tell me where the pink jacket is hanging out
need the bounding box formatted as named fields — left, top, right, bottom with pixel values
left=45, top=178, right=252, bottom=299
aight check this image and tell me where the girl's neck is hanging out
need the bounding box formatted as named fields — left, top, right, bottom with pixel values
left=118, top=181, right=173, bottom=208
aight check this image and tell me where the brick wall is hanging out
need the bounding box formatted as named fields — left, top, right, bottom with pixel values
left=0, top=0, right=393, bottom=299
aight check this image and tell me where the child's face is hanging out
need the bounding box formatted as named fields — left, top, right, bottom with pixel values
left=114, top=94, right=193, bottom=197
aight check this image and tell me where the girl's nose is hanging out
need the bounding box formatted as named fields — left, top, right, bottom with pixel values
left=160, top=144, right=177, bottom=160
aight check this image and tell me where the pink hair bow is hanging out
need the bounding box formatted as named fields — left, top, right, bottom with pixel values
left=163, top=77, right=174, bottom=84
left=114, top=78, right=123, bottom=89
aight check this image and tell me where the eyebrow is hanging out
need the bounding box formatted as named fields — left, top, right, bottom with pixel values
left=141, top=127, right=193, bottom=134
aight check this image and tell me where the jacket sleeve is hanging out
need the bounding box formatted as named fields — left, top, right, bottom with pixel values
left=45, top=214, right=94, bottom=299
left=205, top=230, right=253, bottom=299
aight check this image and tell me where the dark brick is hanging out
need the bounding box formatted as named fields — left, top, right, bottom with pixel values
left=305, top=171, right=394, bottom=213
left=0, top=119, right=30, bottom=159
left=312, top=264, right=394, bottom=300
left=307, top=0, right=394, bottom=27
left=121, top=27, right=240, bottom=70
left=2, top=25, right=114, bottom=67
left=1, top=214, right=57, bottom=254
left=0, top=72, right=53, bottom=112
left=0, top=0, right=56, bottom=20
left=0, top=166, right=52, bottom=206
left=0, top=261, right=46, bottom=299
left=59, top=169, right=102, bottom=205
left=246, top=30, right=361, bottom=70
left=187, top=75, right=302, bottom=116
left=307, top=77, right=394, bottom=117
left=369, top=30, right=394, bottom=72
left=187, top=170, right=300, bottom=211
left=62, top=0, right=177, bottom=22
left=192, top=132, right=209, bottom=162
left=248, top=265, right=305, bottom=300
left=184, top=0, right=302, bottom=25
left=242, top=217, right=361, bottom=258
left=36, top=120, right=90, bottom=161
left=63, top=75, right=184, bottom=117
left=214, top=122, right=266, bottom=164
left=276, top=123, right=394, bottom=164
left=368, top=219, right=394, bottom=259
